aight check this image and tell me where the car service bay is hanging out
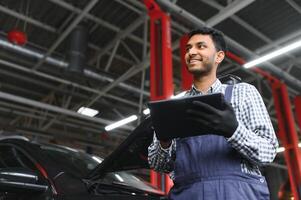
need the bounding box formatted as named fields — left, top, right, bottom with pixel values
left=0, top=0, right=301, bottom=199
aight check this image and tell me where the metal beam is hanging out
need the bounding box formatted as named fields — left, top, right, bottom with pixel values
left=0, top=5, right=57, bottom=33
left=0, top=100, right=128, bottom=138
left=286, top=0, right=301, bottom=15
left=0, top=91, right=135, bottom=131
left=202, top=0, right=301, bottom=70
left=85, top=57, right=150, bottom=108
left=0, top=4, right=135, bottom=66
left=88, top=15, right=147, bottom=65
left=0, top=39, right=149, bottom=97
left=40, top=56, right=149, bottom=131
left=156, top=0, right=301, bottom=93
left=48, top=0, right=146, bottom=46
left=206, top=0, right=255, bottom=27
left=201, top=0, right=272, bottom=44
left=0, top=82, right=42, bottom=98
left=0, top=2, right=179, bottom=91
left=0, top=59, right=139, bottom=108
left=48, top=0, right=175, bottom=64
left=256, top=28, right=301, bottom=54
left=0, top=105, right=115, bottom=136
left=0, top=92, right=107, bottom=125
left=115, top=0, right=186, bottom=38
left=104, top=40, right=120, bottom=71
left=33, top=0, right=99, bottom=70
left=88, top=42, right=135, bottom=65
left=138, top=18, right=148, bottom=118
left=58, top=13, right=76, bottom=33
left=0, top=69, right=140, bottom=115
left=120, top=41, right=140, bottom=63
left=114, top=0, right=142, bottom=13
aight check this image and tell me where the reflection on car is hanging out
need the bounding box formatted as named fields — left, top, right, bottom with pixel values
left=0, top=118, right=166, bottom=200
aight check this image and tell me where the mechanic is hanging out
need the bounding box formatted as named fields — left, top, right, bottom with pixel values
left=148, top=27, right=278, bottom=200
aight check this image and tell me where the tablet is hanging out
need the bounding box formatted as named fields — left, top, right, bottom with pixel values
left=148, top=93, right=225, bottom=140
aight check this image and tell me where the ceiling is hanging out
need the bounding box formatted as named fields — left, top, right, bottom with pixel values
left=0, top=0, right=300, bottom=157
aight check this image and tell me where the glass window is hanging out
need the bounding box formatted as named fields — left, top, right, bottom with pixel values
left=0, top=145, right=36, bottom=170
left=40, top=145, right=98, bottom=176
left=39, top=144, right=159, bottom=193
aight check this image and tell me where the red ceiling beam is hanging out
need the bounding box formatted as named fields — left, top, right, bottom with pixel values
left=227, top=51, right=301, bottom=200
left=143, top=0, right=174, bottom=194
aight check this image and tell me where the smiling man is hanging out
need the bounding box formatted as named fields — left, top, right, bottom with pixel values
left=148, top=27, right=278, bottom=200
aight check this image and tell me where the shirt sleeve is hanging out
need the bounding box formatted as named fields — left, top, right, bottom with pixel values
left=148, top=132, right=176, bottom=173
left=227, top=83, right=279, bottom=165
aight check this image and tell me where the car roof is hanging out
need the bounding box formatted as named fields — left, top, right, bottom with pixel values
left=0, top=135, right=30, bottom=141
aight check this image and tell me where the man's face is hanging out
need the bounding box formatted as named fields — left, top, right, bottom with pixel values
left=185, top=34, right=224, bottom=76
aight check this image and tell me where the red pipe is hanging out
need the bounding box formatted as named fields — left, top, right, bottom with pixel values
left=180, top=35, right=193, bottom=90
left=144, top=0, right=174, bottom=193
left=295, top=96, right=301, bottom=138
left=226, top=51, right=301, bottom=200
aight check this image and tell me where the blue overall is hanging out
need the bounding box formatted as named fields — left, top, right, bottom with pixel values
left=168, top=85, right=270, bottom=200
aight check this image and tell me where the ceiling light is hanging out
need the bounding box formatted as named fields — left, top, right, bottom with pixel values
left=77, top=107, right=99, bottom=117
left=105, top=115, right=138, bottom=131
left=244, top=39, right=301, bottom=68
left=143, top=108, right=150, bottom=115
left=277, top=142, right=301, bottom=153
left=276, top=147, right=285, bottom=153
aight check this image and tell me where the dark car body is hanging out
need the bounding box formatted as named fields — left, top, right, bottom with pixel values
left=0, top=118, right=165, bottom=200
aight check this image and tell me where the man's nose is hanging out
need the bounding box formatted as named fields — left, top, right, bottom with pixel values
left=188, top=47, right=197, bottom=56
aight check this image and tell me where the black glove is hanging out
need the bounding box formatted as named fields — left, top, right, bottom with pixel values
left=186, top=100, right=238, bottom=138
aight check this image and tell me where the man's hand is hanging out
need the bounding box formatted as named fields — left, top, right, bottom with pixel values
left=186, top=100, right=238, bottom=138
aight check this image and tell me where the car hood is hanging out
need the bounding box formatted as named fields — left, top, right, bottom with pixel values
left=87, top=117, right=154, bottom=180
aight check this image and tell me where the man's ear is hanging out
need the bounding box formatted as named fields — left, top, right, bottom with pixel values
left=216, top=51, right=225, bottom=64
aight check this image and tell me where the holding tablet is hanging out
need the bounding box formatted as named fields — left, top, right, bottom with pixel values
left=148, top=93, right=225, bottom=140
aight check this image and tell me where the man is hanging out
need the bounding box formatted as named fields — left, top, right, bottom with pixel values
left=148, top=27, right=278, bottom=199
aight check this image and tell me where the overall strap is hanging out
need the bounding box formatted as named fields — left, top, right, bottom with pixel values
left=224, top=84, right=234, bottom=103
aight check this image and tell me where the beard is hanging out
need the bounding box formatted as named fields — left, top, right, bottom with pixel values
left=186, top=60, right=214, bottom=77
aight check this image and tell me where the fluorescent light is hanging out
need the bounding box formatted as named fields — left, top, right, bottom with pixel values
left=105, top=115, right=138, bottom=131
left=77, top=107, right=99, bottom=117
left=143, top=108, right=150, bottom=115
left=277, top=142, right=301, bottom=153
left=276, top=147, right=285, bottom=153
left=244, top=39, right=301, bottom=68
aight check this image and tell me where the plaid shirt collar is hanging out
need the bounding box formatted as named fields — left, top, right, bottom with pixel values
left=189, top=79, right=222, bottom=95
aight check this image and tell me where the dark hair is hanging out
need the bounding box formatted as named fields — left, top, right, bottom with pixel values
left=188, top=27, right=227, bottom=52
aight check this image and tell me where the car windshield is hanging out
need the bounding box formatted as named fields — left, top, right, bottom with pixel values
left=40, top=144, right=159, bottom=193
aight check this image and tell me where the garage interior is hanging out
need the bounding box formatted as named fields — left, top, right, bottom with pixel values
left=0, top=0, right=301, bottom=199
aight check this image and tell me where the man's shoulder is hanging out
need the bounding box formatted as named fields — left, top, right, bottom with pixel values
left=221, top=82, right=259, bottom=96
left=229, top=82, right=262, bottom=100
left=231, top=82, right=257, bottom=91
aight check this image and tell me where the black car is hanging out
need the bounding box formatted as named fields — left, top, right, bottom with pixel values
left=0, top=118, right=165, bottom=200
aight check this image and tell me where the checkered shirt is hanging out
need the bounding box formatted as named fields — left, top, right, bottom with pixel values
left=148, top=79, right=279, bottom=179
